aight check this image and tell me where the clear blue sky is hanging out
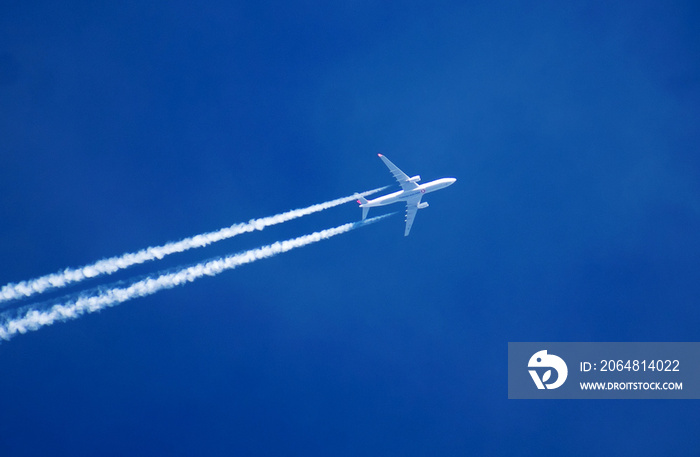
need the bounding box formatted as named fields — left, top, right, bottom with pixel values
left=1, top=2, right=699, bottom=455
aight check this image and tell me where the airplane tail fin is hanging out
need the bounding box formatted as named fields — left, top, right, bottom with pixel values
left=356, top=195, right=370, bottom=220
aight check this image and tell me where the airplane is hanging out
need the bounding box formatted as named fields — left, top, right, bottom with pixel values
left=357, top=154, right=456, bottom=236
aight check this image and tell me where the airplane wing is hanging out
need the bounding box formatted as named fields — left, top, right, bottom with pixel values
left=404, top=195, right=422, bottom=236
left=378, top=154, right=419, bottom=191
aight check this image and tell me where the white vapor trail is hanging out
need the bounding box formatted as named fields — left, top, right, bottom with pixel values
left=0, top=214, right=392, bottom=342
left=0, top=187, right=386, bottom=304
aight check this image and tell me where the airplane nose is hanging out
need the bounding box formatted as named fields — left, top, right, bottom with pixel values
left=448, top=178, right=456, bottom=185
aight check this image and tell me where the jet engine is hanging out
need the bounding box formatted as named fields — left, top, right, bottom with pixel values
left=408, top=175, right=421, bottom=183
left=417, top=202, right=429, bottom=209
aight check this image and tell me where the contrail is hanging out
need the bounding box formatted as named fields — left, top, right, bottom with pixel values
left=0, top=214, right=393, bottom=342
left=0, top=187, right=387, bottom=304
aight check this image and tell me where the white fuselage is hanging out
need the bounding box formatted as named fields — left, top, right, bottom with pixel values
left=360, top=177, right=456, bottom=207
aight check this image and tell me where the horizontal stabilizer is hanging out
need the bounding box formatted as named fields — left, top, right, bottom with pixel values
left=356, top=195, right=370, bottom=220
